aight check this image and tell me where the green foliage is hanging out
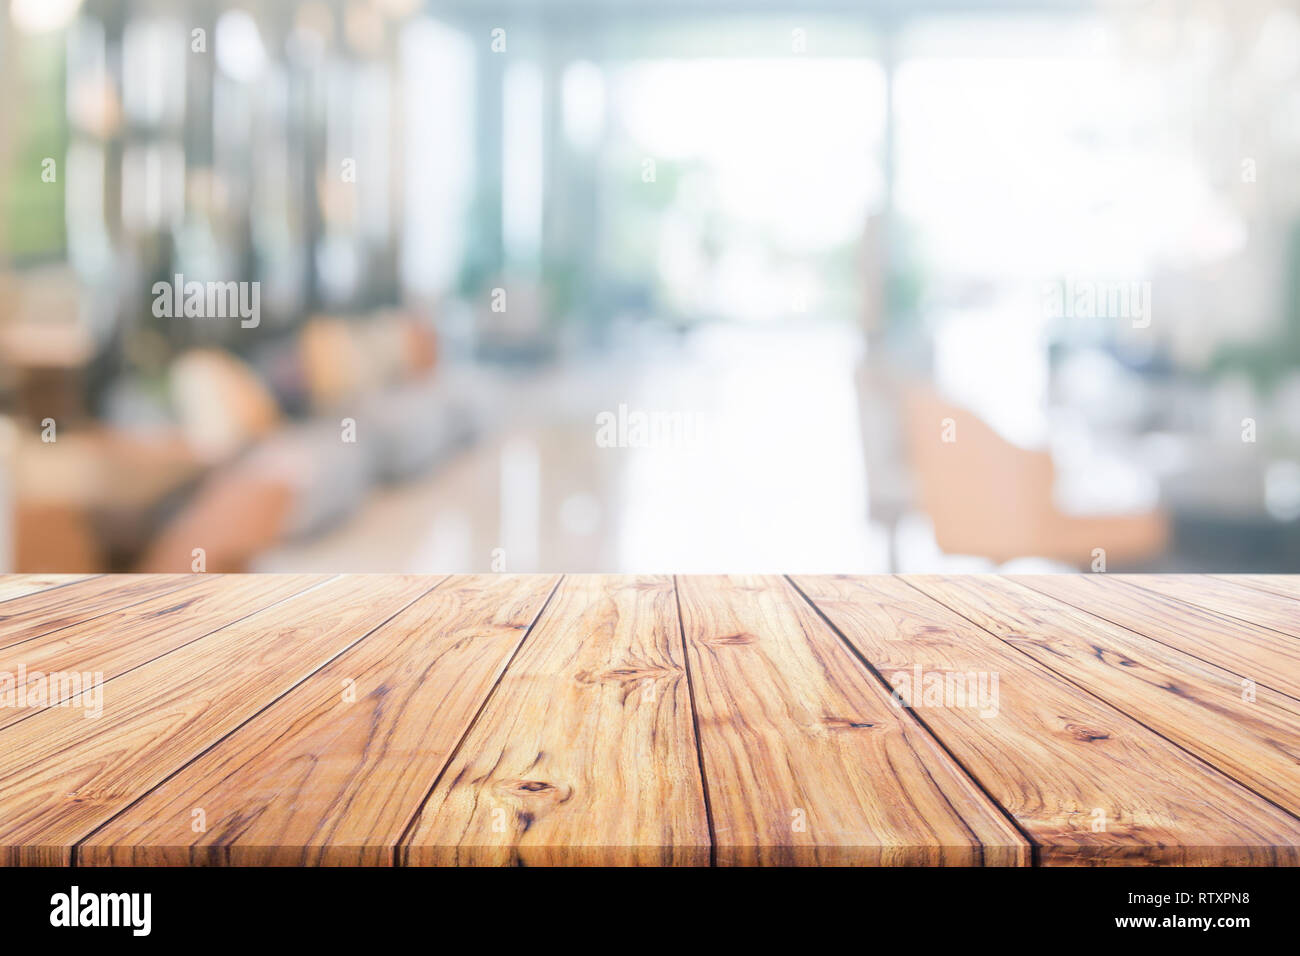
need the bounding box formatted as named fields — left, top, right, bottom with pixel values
left=2, top=34, right=66, bottom=261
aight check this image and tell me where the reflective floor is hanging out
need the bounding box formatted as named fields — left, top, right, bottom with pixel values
left=257, top=321, right=881, bottom=574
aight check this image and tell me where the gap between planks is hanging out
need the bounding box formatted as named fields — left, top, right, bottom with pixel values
left=783, top=574, right=1039, bottom=865
left=791, top=575, right=1300, bottom=865
left=2, top=573, right=1294, bottom=866
left=906, top=576, right=1300, bottom=829
left=0, top=575, right=102, bottom=605
left=391, top=574, right=566, bottom=867
left=71, top=576, right=452, bottom=866
left=0, top=576, right=443, bottom=864
left=81, top=576, right=577, bottom=866
left=0, top=575, right=335, bottom=736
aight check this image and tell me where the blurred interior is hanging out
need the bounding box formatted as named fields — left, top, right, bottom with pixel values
left=2, top=0, right=1299, bottom=574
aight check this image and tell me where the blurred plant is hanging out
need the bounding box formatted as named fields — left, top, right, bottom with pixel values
left=2, top=34, right=66, bottom=262
left=1210, top=221, right=1300, bottom=392
left=454, top=189, right=504, bottom=300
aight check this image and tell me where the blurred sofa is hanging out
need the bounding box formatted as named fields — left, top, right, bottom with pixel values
left=8, top=307, right=476, bottom=573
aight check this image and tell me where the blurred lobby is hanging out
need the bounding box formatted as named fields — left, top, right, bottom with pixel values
left=1, top=0, right=1299, bottom=575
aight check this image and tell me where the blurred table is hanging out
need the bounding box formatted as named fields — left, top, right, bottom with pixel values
left=14, top=429, right=203, bottom=571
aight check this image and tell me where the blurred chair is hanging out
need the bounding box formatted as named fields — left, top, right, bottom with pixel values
left=0, top=267, right=96, bottom=428
left=7, top=307, right=461, bottom=572
left=136, top=462, right=295, bottom=573
left=170, top=349, right=283, bottom=463
left=14, top=502, right=104, bottom=573
left=899, top=383, right=1168, bottom=568
left=142, top=311, right=463, bottom=568
left=13, top=428, right=204, bottom=572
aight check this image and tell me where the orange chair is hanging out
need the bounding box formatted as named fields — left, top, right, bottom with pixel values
left=900, top=384, right=1168, bottom=568
left=136, top=464, right=295, bottom=573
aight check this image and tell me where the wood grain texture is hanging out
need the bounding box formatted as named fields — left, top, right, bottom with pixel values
left=914, top=575, right=1300, bottom=820
left=678, top=574, right=1028, bottom=865
left=793, top=575, right=1300, bottom=865
left=80, top=575, right=558, bottom=866
left=1, top=572, right=1298, bottom=866
left=0, top=575, right=96, bottom=603
left=0, top=574, right=326, bottom=733
left=1212, top=574, right=1300, bottom=602
left=401, top=575, right=710, bottom=866
left=1018, top=573, right=1300, bottom=701
left=1118, top=574, right=1300, bottom=639
left=0, top=575, right=198, bottom=651
left=0, top=575, right=434, bottom=865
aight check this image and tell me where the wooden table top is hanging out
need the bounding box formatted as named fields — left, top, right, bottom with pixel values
left=0, top=572, right=1297, bottom=866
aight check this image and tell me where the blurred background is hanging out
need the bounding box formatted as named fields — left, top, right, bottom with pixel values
left=1, top=0, right=1298, bottom=575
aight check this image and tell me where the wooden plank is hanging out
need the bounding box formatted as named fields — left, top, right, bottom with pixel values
left=0, top=575, right=96, bottom=603
left=914, top=575, right=1300, bottom=820
left=0, top=575, right=199, bottom=651
left=80, top=575, right=559, bottom=866
left=0, top=574, right=435, bottom=865
left=1118, top=574, right=1300, bottom=639
left=1212, top=574, right=1300, bottom=602
left=793, top=575, right=1300, bottom=865
left=1018, top=573, right=1300, bottom=701
left=0, top=574, right=327, bottom=733
left=678, top=575, right=1028, bottom=866
left=401, top=575, right=710, bottom=866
